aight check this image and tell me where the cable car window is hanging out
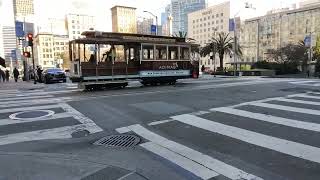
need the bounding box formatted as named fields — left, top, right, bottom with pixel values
left=155, top=45, right=167, bottom=60
left=142, top=45, right=154, bottom=60
left=181, top=47, right=190, bottom=60
left=168, top=46, right=178, bottom=60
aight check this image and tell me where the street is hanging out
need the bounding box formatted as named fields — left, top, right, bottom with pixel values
left=1, top=77, right=320, bottom=180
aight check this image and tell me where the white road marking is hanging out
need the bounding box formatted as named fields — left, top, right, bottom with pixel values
left=0, top=112, right=74, bottom=126
left=0, top=104, right=61, bottom=114
left=148, top=119, right=175, bottom=126
left=308, top=92, right=320, bottom=95
left=288, top=94, right=320, bottom=100
left=58, top=103, right=103, bottom=133
left=248, top=102, right=320, bottom=116
left=140, top=142, right=219, bottom=180
left=191, top=111, right=211, bottom=116
left=0, top=123, right=99, bottom=145
left=272, top=97, right=320, bottom=106
left=0, top=97, right=72, bottom=107
left=313, top=83, right=320, bottom=87
left=289, top=80, right=317, bottom=84
left=0, top=95, right=53, bottom=102
left=123, top=124, right=262, bottom=180
left=212, top=107, right=320, bottom=132
left=171, top=114, right=320, bottom=164
left=115, top=127, right=131, bottom=134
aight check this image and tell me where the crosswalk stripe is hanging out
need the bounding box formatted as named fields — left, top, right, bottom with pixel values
left=271, top=97, right=320, bottom=106
left=140, top=142, right=219, bottom=180
left=288, top=94, right=320, bottom=100
left=121, top=124, right=263, bottom=180
left=0, top=104, right=61, bottom=114
left=290, top=81, right=317, bottom=84
left=313, top=83, right=320, bottom=87
left=0, top=123, right=98, bottom=146
left=212, top=107, right=320, bottom=132
left=0, top=112, right=74, bottom=126
left=0, top=95, right=54, bottom=102
left=171, top=114, right=320, bottom=164
left=249, top=102, right=320, bottom=116
left=0, top=97, right=72, bottom=107
left=308, top=91, right=320, bottom=95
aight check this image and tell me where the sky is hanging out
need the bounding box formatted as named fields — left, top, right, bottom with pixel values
left=1, top=0, right=302, bottom=30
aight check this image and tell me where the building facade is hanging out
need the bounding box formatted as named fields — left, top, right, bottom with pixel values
left=38, top=18, right=67, bottom=36
left=240, top=4, right=320, bottom=63
left=66, top=14, right=95, bottom=40
left=2, top=26, right=17, bottom=64
left=137, top=18, right=153, bottom=35
left=13, top=0, right=34, bottom=17
left=188, top=1, right=230, bottom=70
left=111, top=6, right=137, bottom=33
left=170, top=0, right=206, bottom=35
left=34, top=33, right=69, bottom=69
left=300, top=0, right=320, bottom=8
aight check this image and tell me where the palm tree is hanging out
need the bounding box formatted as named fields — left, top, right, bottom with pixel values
left=173, top=31, right=187, bottom=39
left=201, top=33, right=241, bottom=69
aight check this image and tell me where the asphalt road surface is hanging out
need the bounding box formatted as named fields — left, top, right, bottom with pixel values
left=1, top=77, right=320, bottom=180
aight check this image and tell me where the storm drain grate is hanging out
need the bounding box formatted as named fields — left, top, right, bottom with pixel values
left=94, top=135, right=140, bottom=148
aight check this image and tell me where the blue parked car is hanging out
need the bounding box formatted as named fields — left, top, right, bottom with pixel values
left=42, top=68, right=66, bottom=84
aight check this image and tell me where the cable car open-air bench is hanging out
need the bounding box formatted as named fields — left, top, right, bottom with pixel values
left=69, top=31, right=200, bottom=90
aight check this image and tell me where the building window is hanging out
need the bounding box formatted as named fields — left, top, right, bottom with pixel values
left=208, top=22, right=210, bottom=25
left=72, top=20, right=75, bottom=23
left=43, top=54, right=46, bottom=58
left=221, top=25, right=223, bottom=29
left=204, top=29, right=206, bottom=32
left=196, top=19, right=199, bottom=22
left=193, top=25, right=195, bottom=28
left=73, top=31, right=75, bottom=34
left=204, top=40, right=206, bottom=44
left=73, top=36, right=76, bottom=39
left=49, top=54, right=52, bottom=58
left=208, top=16, right=210, bottom=19
left=212, top=21, right=214, bottom=24
left=77, top=31, right=80, bottom=34
left=212, top=15, right=214, bottom=19
left=55, top=42, right=59, bottom=45
left=221, top=19, right=223, bottom=23
left=200, top=18, right=202, bottom=21
left=221, top=13, right=223, bottom=17
left=200, top=29, right=202, bottom=33
left=56, top=47, right=60, bottom=50
left=208, top=28, right=210, bottom=31
left=46, top=54, right=49, bottom=58
left=204, top=23, right=206, bottom=26
left=60, top=42, right=64, bottom=45
left=208, top=59, right=210, bottom=65
left=200, top=24, right=202, bottom=27
left=72, top=25, right=75, bottom=29
left=216, top=26, right=219, bottom=30
left=216, top=20, right=219, bottom=24
left=216, top=14, right=219, bottom=18
left=77, top=26, right=80, bottom=29
left=193, top=20, right=195, bottom=23
left=204, top=17, right=206, bottom=21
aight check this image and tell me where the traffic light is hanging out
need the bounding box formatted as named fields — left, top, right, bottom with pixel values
left=23, top=51, right=31, bottom=58
left=27, top=33, right=33, bottom=46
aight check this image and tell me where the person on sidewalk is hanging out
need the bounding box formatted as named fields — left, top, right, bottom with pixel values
left=36, top=66, right=43, bottom=83
left=0, top=69, right=5, bottom=82
left=5, top=69, right=9, bottom=82
left=13, top=67, right=19, bottom=82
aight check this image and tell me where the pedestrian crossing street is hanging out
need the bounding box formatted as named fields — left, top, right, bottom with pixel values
left=117, top=91, right=320, bottom=180
left=289, top=80, right=320, bottom=87
left=0, top=89, right=103, bottom=146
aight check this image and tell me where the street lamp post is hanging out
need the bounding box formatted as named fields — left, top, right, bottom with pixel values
left=143, top=11, right=158, bottom=35
left=233, top=2, right=256, bottom=77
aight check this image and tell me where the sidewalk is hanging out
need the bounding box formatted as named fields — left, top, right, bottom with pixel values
left=0, top=80, right=45, bottom=91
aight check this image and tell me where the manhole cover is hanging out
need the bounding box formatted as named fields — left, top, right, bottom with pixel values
left=94, top=135, right=140, bottom=148
left=9, top=110, right=55, bottom=120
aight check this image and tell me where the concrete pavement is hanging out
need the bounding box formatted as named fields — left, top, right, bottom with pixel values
left=1, top=77, right=320, bottom=179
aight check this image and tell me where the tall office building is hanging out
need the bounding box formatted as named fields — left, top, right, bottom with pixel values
left=0, top=24, right=4, bottom=59
left=13, top=0, right=34, bottom=17
left=161, top=4, right=172, bottom=36
left=2, top=27, right=17, bottom=66
left=137, top=18, right=154, bottom=35
left=300, top=0, right=320, bottom=7
left=111, top=6, right=137, bottom=33
left=34, top=33, right=69, bottom=68
left=188, top=1, right=230, bottom=69
left=66, top=14, right=95, bottom=40
left=169, top=0, right=207, bottom=35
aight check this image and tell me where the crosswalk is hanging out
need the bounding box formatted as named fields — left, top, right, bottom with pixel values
left=0, top=89, right=103, bottom=146
left=289, top=80, right=320, bottom=87
left=117, top=91, right=320, bottom=180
